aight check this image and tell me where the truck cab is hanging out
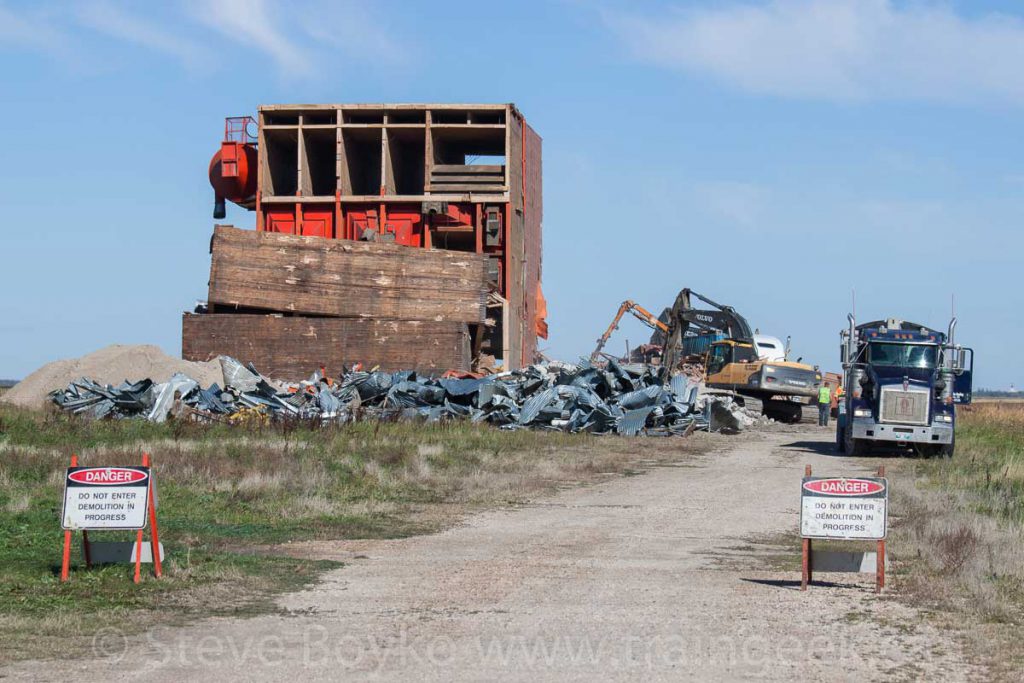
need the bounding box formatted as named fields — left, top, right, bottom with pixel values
left=837, top=316, right=973, bottom=457
left=753, top=334, right=787, bottom=362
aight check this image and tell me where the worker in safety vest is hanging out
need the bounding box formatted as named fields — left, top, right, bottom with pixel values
left=817, top=384, right=832, bottom=427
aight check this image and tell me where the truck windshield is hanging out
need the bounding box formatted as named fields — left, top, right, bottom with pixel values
left=868, top=342, right=936, bottom=369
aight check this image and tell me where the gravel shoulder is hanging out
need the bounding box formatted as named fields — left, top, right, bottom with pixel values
left=1, top=426, right=979, bottom=681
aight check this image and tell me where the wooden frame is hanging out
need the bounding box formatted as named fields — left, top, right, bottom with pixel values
left=250, top=103, right=542, bottom=371
left=801, top=464, right=887, bottom=593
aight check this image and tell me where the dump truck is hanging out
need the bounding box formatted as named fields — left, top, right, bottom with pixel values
left=836, top=315, right=973, bottom=457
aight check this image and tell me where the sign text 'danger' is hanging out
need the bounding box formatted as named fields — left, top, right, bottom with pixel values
left=802, top=478, right=885, bottom=496
left=67, top=468, right=148, bottom=485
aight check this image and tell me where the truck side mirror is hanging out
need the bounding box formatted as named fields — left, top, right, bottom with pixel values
left=840, top=344, right=848, bottom=366
left=956, top=348, right=966, bottom=371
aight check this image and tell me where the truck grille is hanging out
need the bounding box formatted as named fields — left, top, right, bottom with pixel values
left=880, top=388, right=930, bottom=425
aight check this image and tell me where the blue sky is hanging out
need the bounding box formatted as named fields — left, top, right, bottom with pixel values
left=0, top=0, right=1021, bottom=389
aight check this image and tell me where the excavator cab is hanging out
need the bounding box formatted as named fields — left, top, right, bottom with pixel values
left=705, top=340, right=759, bottom=383
left=707, top=344, right=729, bottom=375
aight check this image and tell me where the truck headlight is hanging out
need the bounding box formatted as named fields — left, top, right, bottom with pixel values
left=935, top=414, right=953, bottom=423
left=853, top=408, right=871, bottom=418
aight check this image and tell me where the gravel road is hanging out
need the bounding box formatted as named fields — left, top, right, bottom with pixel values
left=4, top=426, right=977, bottom=681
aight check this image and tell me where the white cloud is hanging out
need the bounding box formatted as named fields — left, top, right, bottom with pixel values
left=297, top=2, right=409, bottom=66
left=187, top=0, right=310, bottom=75
left=1, top=1, right=414, bottom=79
left=0, top=3, right=74, bottom=59
left=186, top=0, right=410, bottom=78
left=77, top=1, right=212, bottom=70
left=858, top=198, right=944, bottom=233
left=608, top=0, right=1024, bottom=104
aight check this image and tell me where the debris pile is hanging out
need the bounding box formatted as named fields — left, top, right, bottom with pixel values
left=706, top=395, right=763, bottom=433
left=2, top=345, right=221, bottom=408
left=45, top=357, right=761, bottom=436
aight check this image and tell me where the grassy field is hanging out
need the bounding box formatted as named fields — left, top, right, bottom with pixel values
left=890, top=401, right=1024, bottom=677
left=0, top=404, right=708, bottom=663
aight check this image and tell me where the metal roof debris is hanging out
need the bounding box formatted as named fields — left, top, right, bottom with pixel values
left=48, top=357, right=760, bottom=436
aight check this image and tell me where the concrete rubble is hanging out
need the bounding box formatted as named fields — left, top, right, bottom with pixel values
left=47, top=357, right=762, bottom=436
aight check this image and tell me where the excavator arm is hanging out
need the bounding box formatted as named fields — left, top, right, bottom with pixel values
left=661, top=288, right=754, bottom=372
left=591, top=300, right=669, bottom=362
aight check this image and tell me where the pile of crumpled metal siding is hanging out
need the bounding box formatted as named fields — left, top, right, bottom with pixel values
left=49, top=357, right=736, bottom=435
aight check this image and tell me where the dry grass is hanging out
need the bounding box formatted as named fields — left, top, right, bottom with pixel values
left=3, top=493, right=29, bottom=513
left=889, top=400, right=1024, bottom=678
left=894, top=487, right=1024, bottom=620
left=961, top=399, right=1024, bottom=423
left=0, top=404, right=714, bottom=664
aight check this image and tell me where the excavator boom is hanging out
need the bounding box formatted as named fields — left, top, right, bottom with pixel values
left=591, top=300, right=669, bottom=361
left=661, top=288, right=754, bottom=372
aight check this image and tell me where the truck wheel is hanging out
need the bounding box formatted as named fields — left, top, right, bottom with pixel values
left=844, top=426, right=868, bottom=456
left=836, top=415, right=847, bottom=453
left=938, top=435, right=955, bottom=458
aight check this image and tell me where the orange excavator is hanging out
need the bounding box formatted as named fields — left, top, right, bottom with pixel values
left=590, top=300, right=668, bottom=362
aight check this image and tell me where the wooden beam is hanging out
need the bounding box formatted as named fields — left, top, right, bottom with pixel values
left=182, top=313, right=472, bottom=378
left=207, top=226, right=488, bottom=323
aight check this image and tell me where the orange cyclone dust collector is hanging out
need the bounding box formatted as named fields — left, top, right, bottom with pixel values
left=209, top=116, right=258, bottom=219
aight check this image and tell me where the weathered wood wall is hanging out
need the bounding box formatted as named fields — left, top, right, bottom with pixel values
left=208, top=226, right=488, bottom=323
left=523, top=121, right=544, bottom=363
left=182, top=313, right=471, bottom=379
left=505, top=111, right=544, bottom=367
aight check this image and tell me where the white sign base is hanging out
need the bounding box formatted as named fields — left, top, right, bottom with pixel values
left=84, top=540, right=165, bottom=564
left=810, top=550, right=885, bottom=573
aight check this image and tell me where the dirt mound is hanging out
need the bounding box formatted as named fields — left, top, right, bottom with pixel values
left=2, top=345, right=223, bottom=409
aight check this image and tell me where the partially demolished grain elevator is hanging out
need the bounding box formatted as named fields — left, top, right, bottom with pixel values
left=183, top=103, right=546, bottom=378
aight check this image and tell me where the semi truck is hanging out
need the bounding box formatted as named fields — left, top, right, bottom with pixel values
left=837, top=315, right=973, bottom=457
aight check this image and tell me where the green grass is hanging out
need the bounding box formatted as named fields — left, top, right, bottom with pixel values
left=914, top=403, right=1024, bottom=523
left=0, top=404, right=697, bottom=663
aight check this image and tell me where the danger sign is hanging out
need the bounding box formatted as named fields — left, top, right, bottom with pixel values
left=62, top=467, right=150, bottom=530
left=800, top=476, right=887, bottom=540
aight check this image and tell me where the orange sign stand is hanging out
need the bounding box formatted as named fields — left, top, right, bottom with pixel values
left=60, top=452, right=163, bottom=584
